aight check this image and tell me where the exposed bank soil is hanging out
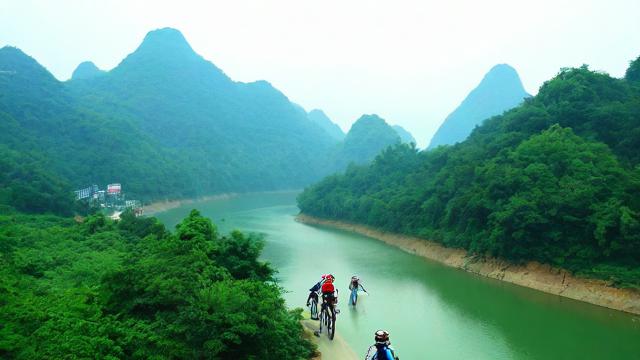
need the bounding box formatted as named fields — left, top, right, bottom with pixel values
left=142, top=193, right=238, bottom=215
left=142, top=190, right=302, bottom=215
left=301, top=319, right=359, bottom=360
left=296, top=214, right=640, bottom=316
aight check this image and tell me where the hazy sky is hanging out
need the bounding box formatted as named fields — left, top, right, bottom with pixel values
left=2, top=0, right=639, bottom=147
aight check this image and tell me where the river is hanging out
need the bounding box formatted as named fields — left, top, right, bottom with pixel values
left=154, top=192, right=640, bottom=359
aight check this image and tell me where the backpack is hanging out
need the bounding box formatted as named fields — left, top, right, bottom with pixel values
left=309, top=281, right=322, bottom=292
left=372, top=344, right=396, bottom=360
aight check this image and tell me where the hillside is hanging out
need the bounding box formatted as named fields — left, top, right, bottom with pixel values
left=308, top=109, right=345, bottom=140
left=392, top=125, right=416, bottom=144
left=0, top=28, right=336, bottom=202
left=428, top=64, right=529, bottom=149
left=299, top=59, right=640, bottom=288
left=328, top=114, right=401, bottom=172
left=71, top=61, right=105, bottom=80
left=0, top=208, right=315, bottom=358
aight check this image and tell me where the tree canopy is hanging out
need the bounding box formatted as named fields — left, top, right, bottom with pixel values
left=299, top=62, right=640, bottom=288
left=0, top=210, right=315, bottom=359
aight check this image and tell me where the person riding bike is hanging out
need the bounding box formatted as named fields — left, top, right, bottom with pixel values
left=348, top=275, right=367, bottom=305
left=321, top=274, right=338, bottom=308
left=365, top=330, right=399, bottom=360
left=314, top=274, right=339, bottom=336
left=306, top=274, right=329, bottom=320
left=306, top=274, right=327, bottom=305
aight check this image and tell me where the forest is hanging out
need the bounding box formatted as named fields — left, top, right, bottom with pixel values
left=0, top=29, right=339, bottom=202
left=0, top=29, right=413, bottom=204
left=0, top=203, right=315, bottom=358
left=298, top=58, right=640, bottom=288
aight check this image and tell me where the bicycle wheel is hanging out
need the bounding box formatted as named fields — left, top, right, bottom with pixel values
left=324, top=310, right=330, bottom=336
left=310, top=298, right=318, bottom=320
left=328, top=307, right=336, bottom=340
left=319, top=306, right=325, bottom=332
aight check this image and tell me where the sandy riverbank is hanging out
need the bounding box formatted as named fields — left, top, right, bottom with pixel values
left=142, top=189, right=303, bottom=215
left=142, top=193, right=238, bottom=215
left=296, top=214, right=640, bottom=316
left=301, top=318, right=359, bottom=360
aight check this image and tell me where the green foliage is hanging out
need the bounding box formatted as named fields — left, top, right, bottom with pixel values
left=0, top=146, right=74, bottom=215
left=299, top=65, right=640, bottom=287
left=0, top=211, right=314, bottom=359
left=626, top=55, right=640, bottom=83
left=0, top=31, right=405, bottom=206
left=327, top=114, right=401, bottom=172
left=0, top=29, right=338, bottom=202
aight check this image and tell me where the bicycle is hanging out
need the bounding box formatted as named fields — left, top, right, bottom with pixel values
left=318, top=296, right=337, bottom=340
left=308, top=291, right=319, bottom=320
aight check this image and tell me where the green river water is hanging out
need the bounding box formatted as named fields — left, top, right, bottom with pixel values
left=154, top=192, right=640, bottom=359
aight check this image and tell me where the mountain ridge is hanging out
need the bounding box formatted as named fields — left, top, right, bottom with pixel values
left=308, top=109, right=345, bottom=140
left=71, top=61, right=105, bottom=80
left=0, top=28, right=338, bottom=201
left=428, top=64, right=529, bottom=149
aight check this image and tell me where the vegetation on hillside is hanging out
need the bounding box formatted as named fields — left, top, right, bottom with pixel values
left=0, top=209, right=315, bottom=359
left=328, top=114, right=401, bottom=172
left=299, top=60, right=640, bottom=288
left=0, top=146, right=75, bottom=215
left=0, top=29, right=407, bottom=205
left=0, top=28, right=338, bottom=202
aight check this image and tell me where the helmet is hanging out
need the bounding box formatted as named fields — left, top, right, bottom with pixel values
left=321, top=274, right=329, bottom=279
left=325, top=276, right=334, bottom=283
left=375, top=330, right=390, bottom=343
left=351, top=275, right=359, bottom=281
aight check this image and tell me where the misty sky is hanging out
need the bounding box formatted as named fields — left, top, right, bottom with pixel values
left=1, top=0, right=639, bottom=147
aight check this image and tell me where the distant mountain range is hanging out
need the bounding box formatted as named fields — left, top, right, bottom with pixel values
left=428, top=64, right=529, bottom=149
left=0, top=28, right=415, bottom=203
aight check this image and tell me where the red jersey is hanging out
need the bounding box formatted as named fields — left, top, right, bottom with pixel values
left=321, top=282, right=335, bottom=294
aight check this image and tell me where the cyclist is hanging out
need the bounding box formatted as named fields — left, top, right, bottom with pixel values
left=348, top=275, right=367, bottom=305
left=306, top=274, right=329, bottom=305
left=365, top=330, right=399, bottom=360
left=314, top=274, right=339, bottom=336
left=306, top=274, right=328, bottom=320
left=321, top=274, right=338, bottom=306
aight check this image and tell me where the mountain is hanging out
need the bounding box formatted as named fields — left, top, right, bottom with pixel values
left=308, top=109, right=345, bottom=140
left=71, top=61, right=104, bottom=80
left=0, top=28, right=337, bottom=202
left=627, top=56, right=640, bottom=82
left=329, top=114, right=400, bottom=171
left=428, top=64, right=529, bottom=149
left=299, top=59, right=640, bottom=289
left=392, top=125, right=416, bottom=144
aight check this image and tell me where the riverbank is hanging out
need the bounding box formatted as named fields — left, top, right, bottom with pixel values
left=301, top=319, right=359, bottom=360
left=296, top=214, right=640, bottom=315
left=142, top=193, right=238, bottom=214
left=143, top=190, right=303, bottom=215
